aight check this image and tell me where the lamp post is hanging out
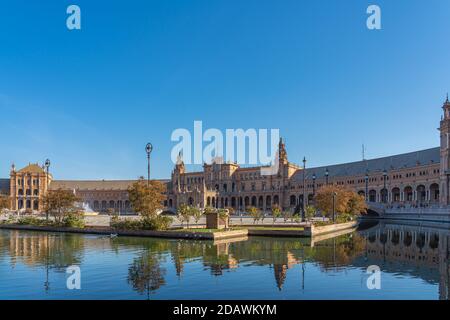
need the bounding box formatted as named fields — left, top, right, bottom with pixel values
left=238, top=189, right=242, bottom=224
left=383, top=169, right=387, bottom=203
left=44, top=159, right=50, bottom=221
left=332, top=191, right=337, bottom=223
left=325, top=168, right=329, bottom=185
left=302, top=157, right=306, bottom=222
left=312, top=173, right=316, bottom=197
left=365, top=170, right=369, bottom=203
left=145, top=143, right=153, bottom=187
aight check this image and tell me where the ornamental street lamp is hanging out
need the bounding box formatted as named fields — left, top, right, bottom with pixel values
left=332, top=191, right=337, bottom=223
left=44, top=159, right=50, bottom=221
left=365, top=170, right=369, bottom=202
left=325, top=168, right=329, bottom=185
left=302, top=157, right=306, bottom=222
left=145, top=143, right=153, bottom=187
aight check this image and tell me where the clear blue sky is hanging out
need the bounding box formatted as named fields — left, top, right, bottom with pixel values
left=1, top=0, right=449, bottom=180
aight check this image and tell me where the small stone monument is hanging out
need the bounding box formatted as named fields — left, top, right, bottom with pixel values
left=206, top=208, right=229, bottom=230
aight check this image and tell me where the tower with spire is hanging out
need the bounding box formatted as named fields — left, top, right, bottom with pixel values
left=278, top=137, right=288, bottom=165
left=439, top=94, right=450, bottom=205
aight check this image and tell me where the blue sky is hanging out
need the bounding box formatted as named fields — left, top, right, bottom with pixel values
left=1, top=0, right=449, bottom=180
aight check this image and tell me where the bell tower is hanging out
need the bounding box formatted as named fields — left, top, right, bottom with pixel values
left=278, top=137, right=288, bottom=166
left=439, top=94, right=450, bottom=206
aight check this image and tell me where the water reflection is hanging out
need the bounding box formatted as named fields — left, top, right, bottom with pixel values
left=128, top=250, right=166, bottom=299
left=0, top=220, right=449, bottom=299
left=359, top=220, right=450, bottom=300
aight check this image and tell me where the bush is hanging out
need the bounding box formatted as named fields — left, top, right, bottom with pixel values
left=111, top=216, right=173, bottom=231
left=111, top=218, right=142, bottom=230
left=142, top=216, right=173, bottom=231
left=17, top=216, right=44, bottom=226
left=63, top=213, right=85, bottom=228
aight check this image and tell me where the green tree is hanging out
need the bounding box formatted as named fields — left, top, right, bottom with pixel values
left=128, top=178, right=166, bottom=219
left=282, top=211, right=290, bottom=223
left=189, top=206, right=203, bottom=226
left=305, top=205, right=316, bottom=221
left=177, top=204, right=191, bottom=228
left=271, top=205, right=282, bottom=225
left=42, top=189, right=82, bottom=225
left=247, top=206, right=261, bottom=224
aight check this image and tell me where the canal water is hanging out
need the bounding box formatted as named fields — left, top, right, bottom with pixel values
left=0, top=220, right=448, bottom=300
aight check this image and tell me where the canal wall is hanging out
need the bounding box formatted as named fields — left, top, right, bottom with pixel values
left=0, top=221, right=359, bottom=239
left=311, top=221, right=359, bottom=235
left=0, top=224, right=249, bottom=240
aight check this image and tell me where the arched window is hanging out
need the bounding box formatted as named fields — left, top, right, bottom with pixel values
left=430, top=183, right=439, bottom=202
left=251, top=196, right=257, bottom=206
left=266, top=196, right=271, bottom=208
left=290, top=195, right=296, bottom=206
left=258, top=196, right=263, bottom=209
left=273, top=195, right=279, bottom=205
left=404, top=186, right=413, bottom=202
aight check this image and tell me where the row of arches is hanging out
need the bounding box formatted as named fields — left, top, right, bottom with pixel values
left=358, top=184, right=439, bottom=204
left=205, top=195, right=282, bottom=210
left=367, top=229, right=440, bottom=250
left=88, top=200, right=131, bottom=212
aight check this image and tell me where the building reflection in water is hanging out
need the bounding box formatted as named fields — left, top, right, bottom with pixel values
left=1, top=221, right=448, bottom=299
left=359, top=220, right=449, bottom=300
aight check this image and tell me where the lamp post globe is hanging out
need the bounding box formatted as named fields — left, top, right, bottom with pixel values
left=146, top=143, right=153, bottom=155
left=145, top=143, right=153, bottom=186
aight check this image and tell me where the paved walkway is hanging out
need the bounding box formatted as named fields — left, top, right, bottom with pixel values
left=1, top=213, right=317, bottom=228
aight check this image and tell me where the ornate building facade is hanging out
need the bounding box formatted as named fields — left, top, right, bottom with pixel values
left=166, top=97, right=450, bottom=212
left=1, top=97, right=450, bottom=214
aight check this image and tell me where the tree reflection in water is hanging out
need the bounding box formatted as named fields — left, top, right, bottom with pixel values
left=127, top=250, right=166, bottom=299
